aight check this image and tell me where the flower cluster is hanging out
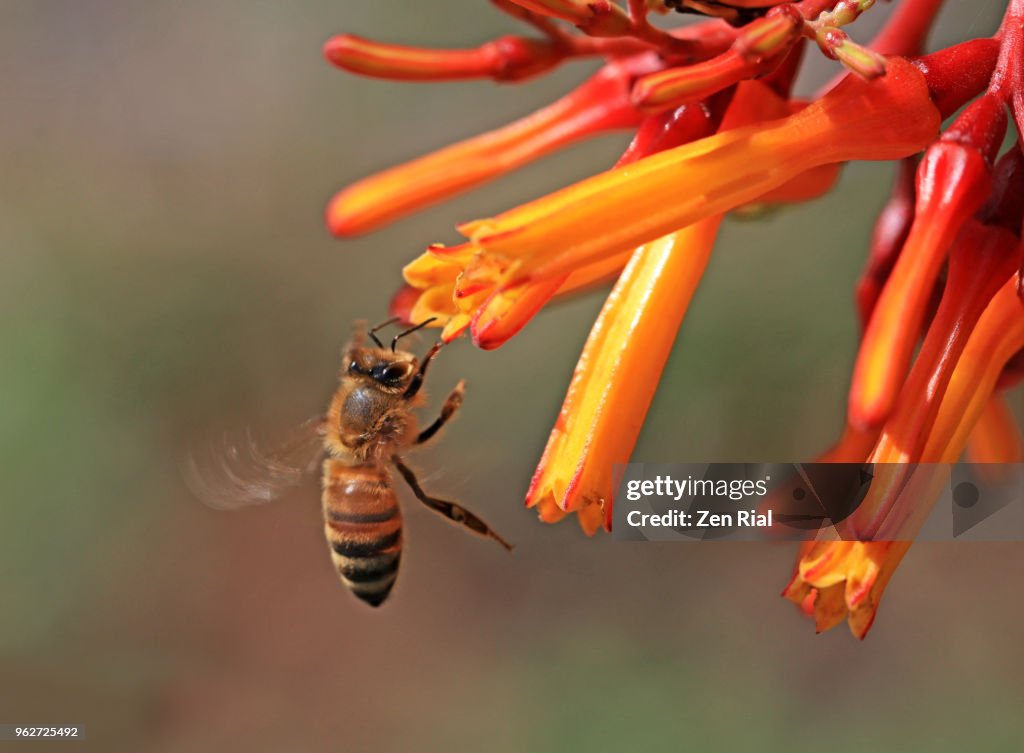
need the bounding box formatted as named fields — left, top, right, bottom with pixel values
left=323, top=0, right=1024, bottom=638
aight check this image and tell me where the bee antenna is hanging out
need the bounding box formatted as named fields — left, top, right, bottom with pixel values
left=391, top=317, right=437, bottom=352
left=367, top=316, right=401, bottom=349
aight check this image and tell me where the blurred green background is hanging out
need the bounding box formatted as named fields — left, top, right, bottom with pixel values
left=2, top=2, right=1022, bottom=751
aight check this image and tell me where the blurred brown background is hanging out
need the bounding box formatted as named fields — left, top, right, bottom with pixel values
left=1, top=2, right=1021, bottom=751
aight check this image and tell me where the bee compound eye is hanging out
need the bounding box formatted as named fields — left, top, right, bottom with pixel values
left=382, top=363, right=411, bottom=382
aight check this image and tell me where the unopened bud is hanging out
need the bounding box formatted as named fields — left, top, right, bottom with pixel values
left=734, top=8, right=803, bottom=62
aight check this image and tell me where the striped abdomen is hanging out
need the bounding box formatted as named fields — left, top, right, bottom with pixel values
left=321, top=459, right=402, bottom=607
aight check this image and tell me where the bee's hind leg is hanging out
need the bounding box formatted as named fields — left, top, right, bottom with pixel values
left=391, top=455, right=513, bottom=551
left=416, top=380, right=465, bottom=445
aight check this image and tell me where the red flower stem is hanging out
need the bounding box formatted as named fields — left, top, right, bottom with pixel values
left=572, top=22, right=736, bottom=60
left=623, top=0, right=698, bottom=54
left=991, top=0, right=1023, bottom=98
left=1006, top=0, right=1024, bottom=20
left=490, top=0, right=570, bottom=40
left=626, top=0, right=663, bottom=43
left=990, top=0, right=1024, bottom=147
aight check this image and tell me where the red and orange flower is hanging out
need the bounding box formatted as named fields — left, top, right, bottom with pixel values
left=323, top=0, right=1024, bottom=638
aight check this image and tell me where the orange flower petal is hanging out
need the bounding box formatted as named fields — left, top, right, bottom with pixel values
left=847, top=542, right=911, bottom=639
left=471, top=276, right=567, bottom=350
left=408, top=283, right=458, bottom=325
left=812, top=583, right=850, bottom=634
left=402, top=244, right=470, bottom=288
left=440, top=314, right=472, bottom=343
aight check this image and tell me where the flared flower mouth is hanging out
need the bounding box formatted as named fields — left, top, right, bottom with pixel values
left=783, top=541, right=911, bottom=638
left=324, top=0, right=1024, bottom=637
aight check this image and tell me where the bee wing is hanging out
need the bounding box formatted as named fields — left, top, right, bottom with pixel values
left=185, top=416, right=326, bottom=510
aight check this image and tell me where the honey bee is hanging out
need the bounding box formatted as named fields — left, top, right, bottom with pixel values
left=664, top=0, right=781, bottom=25
left=188, top=318, right=512, bottom=607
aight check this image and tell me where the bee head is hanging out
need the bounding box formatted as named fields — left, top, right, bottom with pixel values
left=346, top=349, right=418, bottom=392
left=343, top=317, right=441, bottom=396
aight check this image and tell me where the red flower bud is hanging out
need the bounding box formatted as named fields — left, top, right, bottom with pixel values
left=323, top=33, right=564, bottom=83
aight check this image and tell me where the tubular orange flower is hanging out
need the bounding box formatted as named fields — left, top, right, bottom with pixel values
left=847, top=228, right=1020, bottom=539
left=872, top=146, right=1024, bottom=469
left=401, top=152, right=841, bottom=348
left=526, top=77, right=801, bottom=532
left=323, top=33, right=564, bottom=82
left=852, top=271, right=1024, bottom=538
left=400, top=98, right=724, bottom=346
left=526, top=217, right=722, bottom=533
left=783, top=540, right=911, bottom=638
left=848, top=94, right=1007, bottom=429
left=327, top=54, right=657, bottom=237
left=399, top=77, right=842, bottom=351
left=462, top=57, right=941, bottom=285
left=870, top=222, right=1020, bottom=466
left=920, top=275, right=1024, bottom=464
left=788, top=262, right=1023, bottom=639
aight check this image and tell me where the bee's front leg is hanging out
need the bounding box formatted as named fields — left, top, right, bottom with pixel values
left=416, top=380, right=465, bottom=445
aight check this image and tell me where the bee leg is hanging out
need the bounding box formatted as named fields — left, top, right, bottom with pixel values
left=392, top=456, right=513, bottom=551
left=403, top=341, right=443, bottom=399
left=416, top=380, right=465, bottom=445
